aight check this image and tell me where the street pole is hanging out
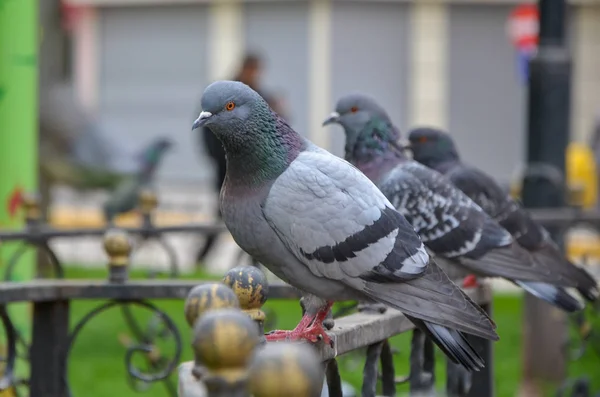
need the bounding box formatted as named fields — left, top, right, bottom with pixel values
left=0, top=0, right=39, bottom=392
left=521, top=0, right=571, bottom=394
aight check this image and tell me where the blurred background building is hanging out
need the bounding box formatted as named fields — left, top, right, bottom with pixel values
left=66, top=0, right=600, bottom=182
left=50, top=0, right=600, bottom=269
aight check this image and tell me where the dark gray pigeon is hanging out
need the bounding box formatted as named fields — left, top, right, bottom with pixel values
left=323, top=93, right=585, bottom=313
left=192, top=81, right=498, bottom=371
left=407, top=127, right=599, bottom=303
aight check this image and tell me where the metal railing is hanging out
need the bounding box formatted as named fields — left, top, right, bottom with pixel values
left=0, top=189, right=598, bottom=396
left=0, top=190, right=495, bottom=397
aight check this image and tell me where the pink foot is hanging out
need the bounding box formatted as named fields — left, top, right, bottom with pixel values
left=265, top=301, right=334, bottom=347
left=462, top=274, right=478, bottom=288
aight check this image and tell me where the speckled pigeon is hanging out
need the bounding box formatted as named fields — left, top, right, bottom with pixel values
left=323, top=93, right=586, bottom=313
left=407, top=127, right=599, bottom=303
left=192, top=81, right=498, bottom=371
left=103, top=138, right=172, bottom=222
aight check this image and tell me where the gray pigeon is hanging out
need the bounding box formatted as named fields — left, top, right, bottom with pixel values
left=103, top=138, right=172, bottom=222
left=192, top=81, right=498, bottom=371
left=323, top=93, right=586, bottom=313
left=406, top=127, right=599, bottom=303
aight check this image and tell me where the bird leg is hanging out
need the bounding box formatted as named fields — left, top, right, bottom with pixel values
left=265, top=301, right=334, bottom=347
left=462, top=274, right=478, bottom=288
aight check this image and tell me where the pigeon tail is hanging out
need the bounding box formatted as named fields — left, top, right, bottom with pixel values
left=575, top=271, right=600, bottom=303
left=571, top=265, right=599, bottom=302
left=533, top=244, right=600, bottom=302
left=528, top=243, right=599, bottom=302
left=515, top=281, right=584, bottom=312
left=460, top=243, right=565, bottom=285
left=361, top=260, right=498, bottom=343
left=564, top=261, right=598, bottom=302
left=408, top=317, right=484, bottom=372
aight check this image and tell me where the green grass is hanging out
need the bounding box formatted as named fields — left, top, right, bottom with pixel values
left=17, top=266, right=600, bottom=396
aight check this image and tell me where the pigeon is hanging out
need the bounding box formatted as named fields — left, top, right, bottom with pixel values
left=103, top=138, right=172, bottom=223
left=323, top=93, right=585, bottom=312
left=40, top=82, right=148, bottom=191
left=407, top=127, right=599, bottom=303
left=192, top=80, right=498, bottom=371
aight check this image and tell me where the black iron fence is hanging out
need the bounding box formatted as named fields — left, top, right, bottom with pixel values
left=0, top=190, right=598, bottom=397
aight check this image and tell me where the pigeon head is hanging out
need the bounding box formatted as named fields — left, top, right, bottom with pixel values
left=139, top=137, right=172, bottom=166
left=192, top=80, right=304, bottom=184
left=323, top=94, right=401, bottom=161
left=192, top=81, right=262, bottom=136
left=407, top=127, right=460, bottom=167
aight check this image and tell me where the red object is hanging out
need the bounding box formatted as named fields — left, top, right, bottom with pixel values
left=265, top=301, right=334, bottom=347
left=507, top=4, right=540, bottom=50
left=462, top=274, right=478, bottom=289
left=7, top=186, right=24, bottom=218
left=61, top=0, right=84, bottom=32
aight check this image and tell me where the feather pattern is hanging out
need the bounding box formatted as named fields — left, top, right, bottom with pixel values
left=378, top=161, right=513, bottom=259
left=263, top=149, right=429, bottom=282
left=445, top=163, right=598, bottom=299
left=406, top=126, right=598, bottom=302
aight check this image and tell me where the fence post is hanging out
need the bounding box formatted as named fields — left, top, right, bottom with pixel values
left=192, top=308, right=259, bottom=397
left=521, top=0, right=571, bottom=391
left=179, top=283, right=240, bottom=397
left=29, top=300, right=70, bottom=397
left=248, top=342, right=323, bottom=397
left=223, top=266, right=268, bottom=345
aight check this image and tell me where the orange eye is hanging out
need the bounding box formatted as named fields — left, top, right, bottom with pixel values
left=419, top=136, right=428, bottom=143
left=350, top=107, right=358, bottom=113
left=225, top=101, right=235, bottom=111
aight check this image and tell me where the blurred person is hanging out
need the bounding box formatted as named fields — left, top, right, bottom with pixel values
left=195, top=52, right=287, bottom=264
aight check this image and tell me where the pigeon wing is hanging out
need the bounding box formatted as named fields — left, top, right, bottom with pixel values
left=378, top=161, right=513, bottom=259
left=262, top=149, right=429, bottom=283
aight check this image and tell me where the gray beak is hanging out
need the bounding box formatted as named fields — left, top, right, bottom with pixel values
left=322, top=112, right=340, bottom=127
left=399, top=138, right=412, bottom=150
left=192, top=111, right=213, bottom=130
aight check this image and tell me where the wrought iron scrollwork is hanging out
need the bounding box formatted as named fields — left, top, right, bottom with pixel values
left=4, top=241, right=63, bottom=281
left=65, top=300, right=182, bottom=397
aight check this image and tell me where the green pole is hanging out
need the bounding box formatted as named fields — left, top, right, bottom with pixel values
left=0, top=0, right=39, bottom=387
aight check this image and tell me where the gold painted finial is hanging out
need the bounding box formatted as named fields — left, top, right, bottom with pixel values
left=223, top=266, right=269, bottom=344
left=103, top=228, right=132, bottom=283
left=192, top=308, right=259, bottom=395
left=184, top=283, right=240, bottom=328
left=21, top=192, right=41, bottom=222
left=223, top=266, right=268, bottom=319
left=138, top=189, right=158, bottom=214
left=248, top=342, right=323, bottom=397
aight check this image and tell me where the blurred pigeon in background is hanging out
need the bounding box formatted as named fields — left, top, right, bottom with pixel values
left=192, top=81, right=498, bottom=371
left=407, top=127, right=598, bottom=303
left=40, top=83, right=151, bottom=191
left=103, top=138, right=172, bottom=223
left=323, top=93, right=586, bottom=312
